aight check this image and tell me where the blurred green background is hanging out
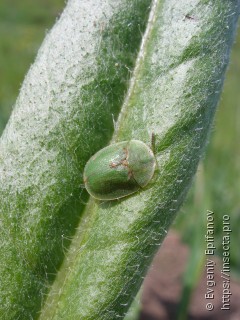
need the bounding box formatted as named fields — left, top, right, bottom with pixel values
left=0, top=0, right=239, bottom=302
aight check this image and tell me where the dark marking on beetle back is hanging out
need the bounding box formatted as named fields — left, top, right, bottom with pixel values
left=109, top=147, right=129, bottom=169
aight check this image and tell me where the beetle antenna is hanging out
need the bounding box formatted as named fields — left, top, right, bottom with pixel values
left=151, top=132, right=156, bottom=154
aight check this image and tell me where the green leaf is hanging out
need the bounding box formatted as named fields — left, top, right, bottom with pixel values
left=0, top=0, right=239, bottom=319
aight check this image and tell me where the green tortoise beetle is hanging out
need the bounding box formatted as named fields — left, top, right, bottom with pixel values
left=83, top=140, right=156, bottom=200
